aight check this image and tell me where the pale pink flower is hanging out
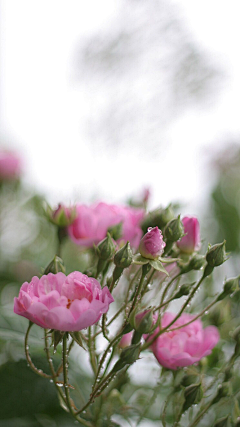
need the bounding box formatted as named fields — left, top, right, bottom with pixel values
left=139, top=227, right=166, bottom=259
left=68, top=202, right=144, bottom=248
left=177, top=217, right=200, bottom=254
left=119, top=331, right=133, bottom=348
left=14, top=272, right=114, bottom=331
left=0, top=151, right=22, bottom=180
left=149, top=312, right=219, bottom=370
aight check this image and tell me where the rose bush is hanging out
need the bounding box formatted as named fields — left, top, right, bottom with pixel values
left=14, top=271, right=114, bottom=331
left=68, top=202, right=144, bottom=248
left=149, top=312, right=219, bottom=370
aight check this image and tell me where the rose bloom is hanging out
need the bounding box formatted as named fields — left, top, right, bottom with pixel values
left=149, top=312, right=219, bottom=370
left=139, top=227, right=166, bottom=259
left=14, top=272, right=114, bottom=331
left=177, top=216, right=200, bottom=254
left=0, top=151, right=22, bottom=180
left=68, top=202, right=144, bottom=248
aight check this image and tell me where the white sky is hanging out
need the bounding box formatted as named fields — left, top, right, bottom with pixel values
left=1, top=0, right=240, bottom=214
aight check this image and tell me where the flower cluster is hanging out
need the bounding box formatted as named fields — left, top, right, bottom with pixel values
left=68, top=202, right=144, bottom=248
left=12, top=199, right=235, bottom=427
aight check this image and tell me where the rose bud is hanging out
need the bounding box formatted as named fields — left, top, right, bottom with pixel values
left=164, top=216, right=184, bottom=242
left=206, top=241, right=227, bottom=267
left=119, top=331, right=134, bottom=349
left=139, top=227, right=166, bottom=260
left=177, top=216, right=201, bottom=254
left=47, top=203, right=76, bottom=228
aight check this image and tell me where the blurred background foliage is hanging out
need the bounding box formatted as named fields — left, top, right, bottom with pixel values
left=0, top=0, right=239, bottom=426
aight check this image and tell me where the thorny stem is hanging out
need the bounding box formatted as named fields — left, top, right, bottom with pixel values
left=166, top=294, right=220, bottom=333
left=92, top=331, right=123, bottom=390
left=188, top=400, right=213, bottom=427
left=128, top=266, right=147, bottom=318
left=158, top=272, right=181, bottom=313
left=62, top=334, right=94, bottom=427
left=25, top=322, right=52, bottom=379
left=44, top=329, right=66, bottom=403
left=142, top=274, right=205, bottom=350
left=88, top=326, right=98, bottom=375
left=125, top=267, right=142, bottom=304
left=141, top=268, right=156, bottom=297
left=101, top=313, right=110, bottom=341
left=76, top=371, right=115, bottom=416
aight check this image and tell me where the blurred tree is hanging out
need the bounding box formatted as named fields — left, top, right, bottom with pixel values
left=74, top=0, right=222, bottom=158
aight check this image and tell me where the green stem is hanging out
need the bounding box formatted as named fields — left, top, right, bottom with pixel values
left=125, top=267, right=142, bottom=304
left=188, top=400, right=212, bottom=427
left=128, top=266, right=147, bottom=318
left=142, top=274, right=205, bottom=350
left=62, top=334, right=94, bottom=427
left=88, top=326, right=98, bottom=375
left=158, top=272, right=181, bottom=312
left=76, top=371, right=114, bottom=416
left=44, top=330, right=66, bottom=403
left=92, top=331, right=123, bottom=391
left=25, top=322, right=52, bottom=379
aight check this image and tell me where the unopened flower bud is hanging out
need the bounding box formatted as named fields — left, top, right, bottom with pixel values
left=139, top=227, right=166, bottom=260
left=114, top=242, right=133, bottom=268
left=174, top=283, right=191, bottom=299
left=217, top=277, right=239, bottom=301
left=119, top=332, right=133, bottom=349
left=181, top=374, right=199, bottom=388
left=177, top=216, right=201, bottom=254
left=112, top=343, right=141, bottom=373
left=206, top=241, right=227, bottom=268
left=97, top=233, right=116, bottom=260
left=164, top=216, right=184, bottom=242
left=130, top=309, right=154, bottom=334
left=189, top=254, right=205, bottom=270
left=182, top=383, right=203, bottom=412
left=44, top=256, right=65, bottom=274
left=107, top=222, right=123, bottom=241
left=47, top=203, right=76, bottom=227
left=214, top=415, right=231, bottom=427
left=141, top=205, right=175, bottom=234
left=212, top=382, right=230, bottom=405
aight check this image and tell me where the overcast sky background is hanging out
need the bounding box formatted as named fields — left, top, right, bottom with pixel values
left=1, top=0, right=240, bottom=214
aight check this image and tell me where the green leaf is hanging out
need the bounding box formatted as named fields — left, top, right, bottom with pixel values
left=158, top=257, right=180, bottom=264
left=132, top=254, right=149, bottom=265
left=149, top=260, right=169, bottom=275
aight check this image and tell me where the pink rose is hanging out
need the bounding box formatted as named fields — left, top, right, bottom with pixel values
left=177, top=216, right=200, bottom=254
left=119, top=331, right=133, bottom=348
left=14, top=271, right=114, bottom=331
left=139, top=227, right=166, bottom=259
left=68, top=202, right=144, bottom=248
left=149, top=312, right=219, bottom=370
left=0, top=151, right=22, bottom=180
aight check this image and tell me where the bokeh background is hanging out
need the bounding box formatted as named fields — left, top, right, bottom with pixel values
left=1, top=1, right=240, bottom=426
